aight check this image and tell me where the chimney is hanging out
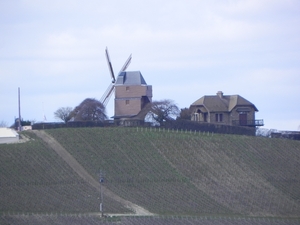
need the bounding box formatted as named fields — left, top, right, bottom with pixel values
left=217, top=91, right=223, bottom=98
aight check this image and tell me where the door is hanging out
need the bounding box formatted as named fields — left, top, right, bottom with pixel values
left=239, top=113, right=247, bottom=125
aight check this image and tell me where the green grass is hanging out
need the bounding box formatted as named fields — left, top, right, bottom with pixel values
left=0, top=131, right=129, bottom=214
left=1, top=127, right=300, bottom=219
left=46, top=127, right=230, bottom=215
left=46, top=127, right=300, bottom=216
left=1, top=214, right=300, bottom=225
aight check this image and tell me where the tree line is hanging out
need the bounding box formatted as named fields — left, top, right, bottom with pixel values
left=54, top=98, right=191, bottom=126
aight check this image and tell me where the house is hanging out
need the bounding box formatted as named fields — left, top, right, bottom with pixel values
left=190, top=91, right=264, bottom=127
left=0, top=128, right=19, bottom=144
left=114, top=71, right=152, bottom=125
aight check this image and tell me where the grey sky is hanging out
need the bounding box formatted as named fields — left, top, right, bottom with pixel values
left=1, top=0, right=299, bottom=130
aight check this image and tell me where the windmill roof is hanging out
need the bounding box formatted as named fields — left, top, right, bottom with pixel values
left=191, top=92, right=258, bottom=112
left=115, top=71, right=147, bottom=85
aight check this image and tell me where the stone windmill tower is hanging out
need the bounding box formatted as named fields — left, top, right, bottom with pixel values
left=101, top=48, right=152, bottom=125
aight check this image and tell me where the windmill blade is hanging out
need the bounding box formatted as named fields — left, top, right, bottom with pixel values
left=119, top=54, right=132, bottom=73
left=105, top=47, right=116, bottom=83
left=100, top=83, right=115, bottom=107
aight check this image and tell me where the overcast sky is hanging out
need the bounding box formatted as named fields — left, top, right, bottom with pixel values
left=1, top=0, right=299, bottom=131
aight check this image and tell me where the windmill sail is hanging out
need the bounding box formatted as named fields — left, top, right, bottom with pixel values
left=105, top=47, right=115, bottom=83
left=101, top=47, right=132, bottom=107
left=100, top=83, right=115, bottom=107
left=119, top=54, right=132, bottom=73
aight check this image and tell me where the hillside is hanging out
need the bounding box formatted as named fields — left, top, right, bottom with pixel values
left=1, top=127, right=300, bottom=224
left=0, top=131, right=129, bottom=214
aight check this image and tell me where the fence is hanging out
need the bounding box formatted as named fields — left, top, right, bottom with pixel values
left=32, top=119, right=256, bottom=136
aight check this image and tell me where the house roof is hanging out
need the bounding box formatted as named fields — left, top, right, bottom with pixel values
left=191, top=92, right=258, bottom=112
left=115, top=71, right=147, bottom=85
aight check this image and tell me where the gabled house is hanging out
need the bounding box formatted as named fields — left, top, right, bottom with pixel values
left=190, top=91, right=264, bottom=127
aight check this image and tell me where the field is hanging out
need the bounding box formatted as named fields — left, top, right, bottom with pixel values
left=1, top=214, right=300, bottom=225
left=0, top=127, right=300, bottom=224
left=0, top=131, right=129, bottom=214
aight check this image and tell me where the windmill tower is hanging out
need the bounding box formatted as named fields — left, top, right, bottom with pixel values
left=101, top=48, right=152, bottom=125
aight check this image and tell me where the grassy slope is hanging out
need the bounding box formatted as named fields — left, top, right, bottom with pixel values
left=0, top=131, right=129, bottom=214
left=1, top=214, right=300, bottom=225
left=44, top=127, right=300, bottom=217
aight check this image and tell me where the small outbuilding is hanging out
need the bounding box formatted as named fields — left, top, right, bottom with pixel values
left=0, top=128, right=19, bottom=144
left=190, top=91, right=264, bottom=127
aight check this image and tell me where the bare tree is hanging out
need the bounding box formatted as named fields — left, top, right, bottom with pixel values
left=0, top=120, right=8, bottom=127
left=256, top=128, right=277, bottom=137
left=54, top=107, right=73, bottom=123
left=71, top=98, right=107, bottom=121
left=145, top=99, right=180, bottom=126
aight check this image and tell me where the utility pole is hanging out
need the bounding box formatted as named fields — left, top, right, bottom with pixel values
left=18, top=87, right=22, bottom=131
left=99, top=170, right=104, bottom=217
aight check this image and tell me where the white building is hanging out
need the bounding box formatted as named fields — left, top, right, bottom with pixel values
left=0, top=128, right=19, bottom=144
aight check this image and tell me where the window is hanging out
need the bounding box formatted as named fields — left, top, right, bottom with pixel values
left=215, top=113, right=223, bottom=122
left=125, top=100, right=129, bottom=105
left=126, top=86, right=130, bottom=91
left=194, top=113, right=198, bottom=121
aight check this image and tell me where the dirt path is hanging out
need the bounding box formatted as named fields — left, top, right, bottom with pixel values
left=32, top=130, right=153, bottom=216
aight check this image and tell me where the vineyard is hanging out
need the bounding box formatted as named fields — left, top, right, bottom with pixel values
left=0, top=131, right=130, bottom=214
left=1, top=214, right=300, bottom=225
left=1, top=127, right=300, bottom=224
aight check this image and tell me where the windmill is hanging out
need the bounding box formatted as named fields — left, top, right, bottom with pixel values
left=100, top=47, right=132, bottom=106
left=101, top=47, right=152, bottom=123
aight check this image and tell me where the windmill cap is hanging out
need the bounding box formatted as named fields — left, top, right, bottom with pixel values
left=115, top=71, right=147, bottom=85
